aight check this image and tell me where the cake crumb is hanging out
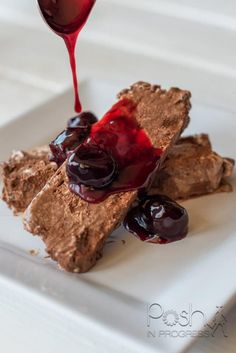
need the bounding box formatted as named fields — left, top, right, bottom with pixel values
left=73, top=268, right=80, bottom=273
left=58, top=264, right=65, bottom=271
left=29, top=249, right=39, bottom=256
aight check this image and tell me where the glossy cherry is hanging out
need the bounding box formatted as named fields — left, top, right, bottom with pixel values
left=49, top=128, right=83, bottom=165
left=49, top=112, right=97, bottom=165
left=67, top=144, right=117, bottom=189
left=67, top=112, right=97, bottom=128
left=124, top=194, right=189, bottom=244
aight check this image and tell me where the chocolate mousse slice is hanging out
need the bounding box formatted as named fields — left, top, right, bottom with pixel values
left=2, top=135, right=234, bottom=214
left=150, top=134, right=235, bottom=199
left=23, top=82, right=191, bottom=273
left=1, top=147, right=57, bottom=214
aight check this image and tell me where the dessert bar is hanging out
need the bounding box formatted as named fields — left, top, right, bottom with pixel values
left=1, top=135, right=234, bottom=215
left=23, top=82, right=191, bottom=272
left=1, top=147, right=57, bottom=214
left=150, top=134, right=234, bottom=199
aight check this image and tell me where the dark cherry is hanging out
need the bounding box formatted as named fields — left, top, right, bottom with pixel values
left=49, top=128, right=84, bottom=165
left=50, top=112, right=97, bottom=165
left=124, top=194, right=189, bottom=244
left=67, top=112, right=98, bottom=128
left=67, top=144, right=117, bottom=189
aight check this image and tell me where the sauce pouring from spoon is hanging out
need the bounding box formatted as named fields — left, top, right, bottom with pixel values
left=37, top=0, right=96, bottom=113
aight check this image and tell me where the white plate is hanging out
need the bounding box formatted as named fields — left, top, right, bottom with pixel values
left=0, top=80, right=235, bottom=353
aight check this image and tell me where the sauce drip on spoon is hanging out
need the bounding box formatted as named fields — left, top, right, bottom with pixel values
left=38, top=0, right=96, bottom=112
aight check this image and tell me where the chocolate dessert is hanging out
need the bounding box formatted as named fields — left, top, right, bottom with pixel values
left=1, top=147, right=57, bottom=214
left=150, top=134, right=234, bottom=199
left=1, top=81, right=234, bottom=273
left=1, top=135, right=234, bottom=214
left=23, top=82, right=191, bottom=272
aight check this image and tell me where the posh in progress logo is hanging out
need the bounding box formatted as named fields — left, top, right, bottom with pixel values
left=146, top=303, right=228, bottom=338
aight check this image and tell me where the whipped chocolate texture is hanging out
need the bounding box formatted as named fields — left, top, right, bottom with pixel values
left=150, top=134, right=234, bottom=199
left=1, top=147, right=57, bottom=214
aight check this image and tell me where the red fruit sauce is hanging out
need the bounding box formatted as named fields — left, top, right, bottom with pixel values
left=38, top=0, right=96, bottom=113
left=67, top=99, right=163, bottom=202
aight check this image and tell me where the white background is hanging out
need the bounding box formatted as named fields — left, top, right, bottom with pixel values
left=1, top=0, right=236, bottom=125
left=0, top=1, right=236, bottom=352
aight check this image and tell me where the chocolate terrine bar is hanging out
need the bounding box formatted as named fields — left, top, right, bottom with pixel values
left=150, top=134, right=234, bottom=199
left=1, top=147, right=57, bottom=214
left=23, top=82, right=191, bottom=272
left=1, top=135, right=234, bottom=215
